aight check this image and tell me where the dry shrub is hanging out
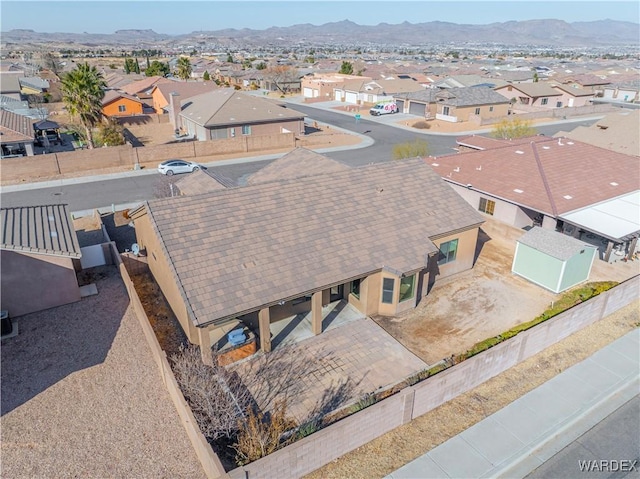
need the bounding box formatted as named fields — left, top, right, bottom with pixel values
left=170, top=344, right=251, bottom=442
left=233, top=400, right=297, bottom=465
left=413, top=121, right=431, bottom=129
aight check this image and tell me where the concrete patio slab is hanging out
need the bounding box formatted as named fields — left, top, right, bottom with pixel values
left=231, top=317, right=427, bottom=423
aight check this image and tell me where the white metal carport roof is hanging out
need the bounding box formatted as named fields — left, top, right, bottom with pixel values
left=560, top=190, right=640, bottom=242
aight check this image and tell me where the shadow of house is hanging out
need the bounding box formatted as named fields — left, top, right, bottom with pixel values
left=1, top=204, right=82, bottom=318
left=0, top=266, right=127, bottom=415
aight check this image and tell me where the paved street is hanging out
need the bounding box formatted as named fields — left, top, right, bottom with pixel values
left=0, top=102, right=598, bottom=214
left=385, top=329, right=639, bottom=479
left=525, top=395, right=639, bottom=479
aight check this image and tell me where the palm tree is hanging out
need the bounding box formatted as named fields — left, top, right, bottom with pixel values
left=176, top=57, right=192, bottom=81
left=61, top=62, right=106, bottom=149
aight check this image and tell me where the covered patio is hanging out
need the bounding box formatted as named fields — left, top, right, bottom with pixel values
left=269, top=300, right=365, bottom=350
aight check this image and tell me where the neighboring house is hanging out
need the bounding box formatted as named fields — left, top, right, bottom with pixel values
left=101, top=90, right=145, bottom=117
left=301, top=73, right=373, bottom=100
left=494, top=82, right=563, bottom=108
left=0, top=94, right=47, bottom=119
left=598, top=82, right=640, bottom=104
left=512, top=227, right=598, bottom=293
left=395, top=86, right=510, bottom=122
left=429, top=136, right=640, bottom=261
left=554, top=109, right=640, bottom=157
left=333, top=78, right=424, bottom=105
left=177, top=88, right=305, bottom=141
left=433, top=74, right=508, bottom=89
left=150, top=81, right=218, bottom=114
left=129, top=157, right=484, bottom=363
left=0, top=108, right=35, bottom=157
left=102, top=71, right=146, bottom=91
left=549, top=84, right=595, bottom=108
left=1, top=204, right=82, bottom=317
left=19, top=76, right=50, bottom=95
left=555, top=74, right=611, bottom=95
left=119, top=75, right=174, bottom=100
left=0, top=73, right=23, bottom=100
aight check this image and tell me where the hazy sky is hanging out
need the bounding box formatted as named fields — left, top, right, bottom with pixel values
left=2, top=1, right=639, bottom=34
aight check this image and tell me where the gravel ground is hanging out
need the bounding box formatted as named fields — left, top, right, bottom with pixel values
left=305, top=299, right=640, bottom=479
left=1, top=266, right=206, bottom=479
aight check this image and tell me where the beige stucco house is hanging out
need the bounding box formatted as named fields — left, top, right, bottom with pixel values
left=1, top=204, right=82, bottom=317
left=396, top=87, right=510, bottom=122
left=176, top=88, right=305, bottom=141
left=130, top=153, right=484, bottom=363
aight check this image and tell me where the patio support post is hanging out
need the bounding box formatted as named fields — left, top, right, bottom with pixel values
left=198, top=326, right=213, bottom=366
left=258, top=308, right=271, bottom=353
left=312, top=290, right=323, bottom=335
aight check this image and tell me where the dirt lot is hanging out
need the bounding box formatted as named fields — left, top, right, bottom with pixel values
left=0, top=266, right=205, bottom=479
left=376, top=219, right=554, bottom=365
left=373, top=218, right=639, bottom=366
left=306, top=299, right=640, bottom=479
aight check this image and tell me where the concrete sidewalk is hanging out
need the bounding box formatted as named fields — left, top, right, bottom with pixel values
left=386, top=329, right=640, bottom=479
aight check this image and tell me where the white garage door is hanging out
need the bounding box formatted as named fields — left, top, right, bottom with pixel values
left=303, top=87, right=313, bottom=98
left=345, top=92, right=358, bottom=104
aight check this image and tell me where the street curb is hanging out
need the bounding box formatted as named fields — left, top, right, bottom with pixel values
left=488, top=369, right=639, bottom=478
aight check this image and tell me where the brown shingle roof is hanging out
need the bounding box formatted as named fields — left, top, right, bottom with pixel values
left=1, top=204, right=81, bottom=258
left=174, top=169, right=229, bottom=196
left=180, top=88, right=304, bottom=127
left=0, top=108, right=34, bottom=143
left=556, top=110, right=640, bottom=157
left=429, top=137, right=640, bottom=216
left=495, top=83, right=561, bottom=98
left=246, top=148, right=349, bottom=185
left=153, top=81, right=218, bottom=110
left=120, top=76, right=174, bottom=96
left=101, top=90, right=143, bottom=106
left=143, top=158, right=483, bottom=326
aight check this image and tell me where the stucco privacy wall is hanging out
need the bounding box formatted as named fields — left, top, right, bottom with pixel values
left=228, top=275, right=639, bottom=479
left=0, top=134, right=296, bottom=182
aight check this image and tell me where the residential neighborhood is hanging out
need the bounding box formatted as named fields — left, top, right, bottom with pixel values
left=1, top=6, right=639, bottom=479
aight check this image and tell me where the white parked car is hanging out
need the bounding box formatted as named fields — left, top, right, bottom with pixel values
left=369, top=102, right=398, bottom=116
left=157, top=159, right=201, bottom=176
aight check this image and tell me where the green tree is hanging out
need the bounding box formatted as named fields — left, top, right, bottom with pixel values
left=94, top=120, right=125, bottom=147
left=203, top=70, right=211, bottom=81
left=60, top=62, right=106, bottom=149
left=145, top=60, right=170, bottom=77
left=491, top=118, right=537, bottom=140
left=392, top=139, right=429, bottom=160
left=339, top=61, right=353, bottom=75
left=226, top=52, right=234, bottom=63
left=124, top=57, right=136, bottom=74
left=134, top=58, right=141, bottom=74
left=175, top=57, right=192, bottom=80
left=256, top=62, right=267, bottom=70
left=146, top=55, right=151, bottom=69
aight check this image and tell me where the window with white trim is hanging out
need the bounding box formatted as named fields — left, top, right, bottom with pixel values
left=478, top=197, right=495, bottom=215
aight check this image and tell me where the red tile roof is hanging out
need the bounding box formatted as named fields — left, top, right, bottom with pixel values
left=429, top=137, right=640, bottom=216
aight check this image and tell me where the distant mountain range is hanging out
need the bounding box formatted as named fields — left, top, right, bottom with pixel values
left=2, top=19, right=639, bottom=48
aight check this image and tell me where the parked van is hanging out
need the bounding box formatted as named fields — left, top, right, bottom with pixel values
left=369, top=102, right=398, bottom=116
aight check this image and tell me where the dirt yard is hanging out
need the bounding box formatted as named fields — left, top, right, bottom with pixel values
left=306, top=299, right=639, bottom=479
left=375, top=219, right=558, bottom=365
